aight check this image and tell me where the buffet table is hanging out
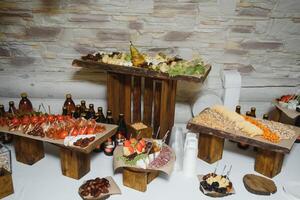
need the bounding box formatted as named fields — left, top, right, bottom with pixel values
left=4, top=141, right=300, bottom=200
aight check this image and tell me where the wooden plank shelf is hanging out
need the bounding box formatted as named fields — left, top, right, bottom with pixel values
left=0, top=124, right=117, bottom=179
left=72, top=59, right=211, bottom=83
left=0, top=124, right=117, bottom=154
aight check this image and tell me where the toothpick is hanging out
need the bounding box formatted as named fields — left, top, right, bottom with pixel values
left=155, top=126, right=160, bottom=139
left=48, top=105, right=51, bottom=115
left=226, top=165, right=232, bottom=178
left=213, top=161, right=219, bottom=174
left=38, top=104, right=41, bottom=112
left=41, top=103, right=47, bottom=113
left=221, top=165, right=227, bottom=175
left=162, top=130, right=170, bottom=144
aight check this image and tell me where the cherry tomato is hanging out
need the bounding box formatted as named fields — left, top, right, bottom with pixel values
left=64, top=115, right=72, bottom=121
left=70, top=128, right=79, bottom=136
left=59, top=130, right=68, bottom=139
left=47, top=115, right=55, bottom=123
left=31, top=116, right=39, bottom=124
left=124, top=140, right=131, bottom=147
left=139, top=139, right=146, bottom=147
left=22, top=116, right=30, bottom=125
left=78, top=127, right=87, bottom=135
left=136, top=143, right=143, bottom=153
left=86, top=127, right=95, bottom=135
left=11, top=118, right=19, bottom=125
left=57, top=115, right=64, bottom=122
left=38, top=115, right=47, bottom=123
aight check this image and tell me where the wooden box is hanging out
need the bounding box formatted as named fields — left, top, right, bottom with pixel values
left=0, top=168, right=14, bottom=199
left=128, top=123, right=153, bottom=139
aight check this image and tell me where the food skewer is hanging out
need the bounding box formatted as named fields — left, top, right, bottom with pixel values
left=48, top=105, right=51, bottom=115
left=213, top=161, right=219, bottom=174
left=41, top=103, right=47, bottom=113
left=162, top=130, right=170, bottom=144
left=225, top=165, right=232, bottom=178
left=155, top=126, right=160, bottom=139
left=221, top=165, right=227, bottom=175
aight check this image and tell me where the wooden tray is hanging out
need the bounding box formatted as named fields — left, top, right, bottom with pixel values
left=0, top=123, right=117, bottom=154
left=72, top=59, right=211, bottom=83
left=243, top=174, right=277, bottom=195
left=187, top=110, right=300, bottom=153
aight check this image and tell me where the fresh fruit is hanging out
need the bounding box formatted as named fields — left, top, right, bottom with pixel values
left=130, top=41, right=146, bottom=67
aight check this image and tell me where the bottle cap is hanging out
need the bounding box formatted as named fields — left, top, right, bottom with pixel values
left=21, top=93, right=28, bottom=98
left=251, top=107, right=256, bottom=111
left=236, top=105, right=241, bottom=108
left=9, top=101, right=14, bottom=105
left=66, top=94, right=72, bottom=98
left=81, top=100, right=86, bottom=104
left=119, top=113, right=124, bottom=117
left=89, top=104, right=94, bottom=108
left=0, top=104, right=4, bottom=108
left=98, top=107, right=103, bottom=111
left=76, top=104, right=81, bottom=108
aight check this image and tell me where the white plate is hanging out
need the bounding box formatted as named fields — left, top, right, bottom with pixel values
left=283, top=182, right=300, bottom=200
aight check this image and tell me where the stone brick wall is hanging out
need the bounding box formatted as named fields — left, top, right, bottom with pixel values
left=0, top=0, right=299, bottom=117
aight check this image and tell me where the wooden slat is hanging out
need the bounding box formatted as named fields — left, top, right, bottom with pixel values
left=159, top=80, right=170, bottom=139
left=153, top=81, right=162, bottom=136
left=167, top=80, right=177, bottom=135
left=73, top=59, right=211, bottom=83
left=143, top=78, right=154, bottom=126
left=107, top=72, right=121, bottom=122
left=118, top=74, right=125, bottom=115
left=132, top=76, right=142, bottom=123
left=124, top=75, right=132, bottom=124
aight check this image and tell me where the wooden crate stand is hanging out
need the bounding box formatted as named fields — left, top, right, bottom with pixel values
left=0, top=168, right=14, bottom=199
left=123, top=167, right=159, bottom=192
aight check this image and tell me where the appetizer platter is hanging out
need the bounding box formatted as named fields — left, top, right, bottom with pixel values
left=78, top=176, right=121, bottom=200
left=0, top=114, right=117, bottom=153
left=188, top=105, right=299, bottom=153
left=198, top=167, right=235, bottom=198
left=113, top=138, right=175, bottom=175
left=72, top=42, right=211, bottom=83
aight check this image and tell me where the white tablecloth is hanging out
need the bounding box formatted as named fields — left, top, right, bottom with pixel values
left=3, top=141, right=300, bottom=200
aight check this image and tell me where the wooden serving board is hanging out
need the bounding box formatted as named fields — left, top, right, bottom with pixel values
left=187, top=111, right=300, bottom=153
left=72, top=59, right=211, bottom=83
left=0, top=124, right=117, bottom=154
left=243, top=174, right=277, bottom=195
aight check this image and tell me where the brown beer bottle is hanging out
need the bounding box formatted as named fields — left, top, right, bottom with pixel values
left=0, top=104, right=5, bottom=143
left=115, top=113, right=127, bottom=145
left=237, top=111, right=251, bottom=150
left=73, top=105, right=81, bottom=119
left=80, top=100, right=87, bottom=114
left=0, top=104, right=5, bottom=117
left=263, top=114, right=269, bottom=120
left=8, top=101, right=17, bottom=116
left=250, top=107, right=256, bottom=118
left=102, top=110, right=116, bottom=156
left=19, top=93, right=33, bottom=113
left=62, top=106, right=68, bottom=116
left=97, top=107, right=106, bottom=123
left=88, top=104, right=96, bottom=119
left=63, top=94, right=75, bottom=115
left=235, top=105, right=241, bottom=114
